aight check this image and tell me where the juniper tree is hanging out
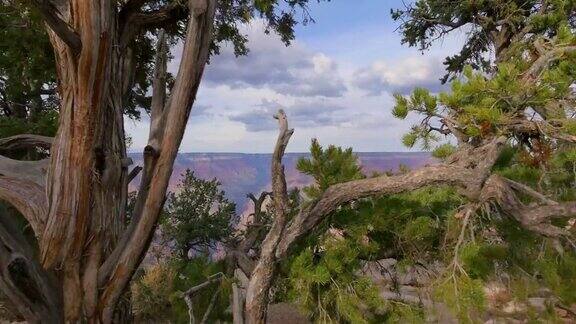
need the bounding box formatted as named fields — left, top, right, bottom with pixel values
left=162, top=169, right=235, bottom=258
left=0, top=0, right=327, bottom=322
left=241, top=2, right=576, bottom=323
left=0, top=2, right=58, bottom=136
left=284, top=2, right=576, bottom=321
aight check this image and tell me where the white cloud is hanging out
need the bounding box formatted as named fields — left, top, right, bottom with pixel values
left=201, top=20, right=347, bottom=98
left=126, top=15, right=459, bottom=153
left=353, top=56, right=447, bottom=95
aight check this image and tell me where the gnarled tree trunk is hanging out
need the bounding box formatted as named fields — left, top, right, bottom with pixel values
left=0, top=0, right=216, bottom=322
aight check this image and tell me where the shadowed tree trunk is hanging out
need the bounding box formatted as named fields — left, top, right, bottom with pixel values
left=0, top=0, right=216, bottom=322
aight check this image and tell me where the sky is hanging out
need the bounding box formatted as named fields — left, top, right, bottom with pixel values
left=125, top=0, right=465, bottom=153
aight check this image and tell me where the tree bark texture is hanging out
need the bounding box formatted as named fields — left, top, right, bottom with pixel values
left=0, top=0, right=216, bottom=322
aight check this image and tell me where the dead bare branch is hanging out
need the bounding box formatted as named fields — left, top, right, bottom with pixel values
left=127, top=165, right=143, bottom=183
left=502, top=177, right=558, bottom=205
left=183, top=272, right=224, bottom=297
left=182, top=272, right=224, bottom=324
left=481, top=175, right=575, bottom=238
left=524, top=45, right=576, bottom=81
left=0, top=134, right=53, bottom=152
left=147, top=30, right=168, bottom=154
left=0, top=155, right=48, bottom=186
left=0, top=176, right=47, bottom=238
left=245, top=109, right=294, bottom=324
left=29, top=0, right=81, bottom=54
left=99, top=2, right=217, bottom=321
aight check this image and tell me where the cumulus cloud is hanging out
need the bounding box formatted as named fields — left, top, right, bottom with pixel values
left=353, top=56, right=447, bottom=95
left=202, top=21, right=347, bottom=97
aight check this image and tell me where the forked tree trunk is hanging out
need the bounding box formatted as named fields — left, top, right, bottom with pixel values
left=0, top=0, right=216, bottom=322
left=41, top=3, right=128, bottom=321
left=244, top=110, right=293, bottom=324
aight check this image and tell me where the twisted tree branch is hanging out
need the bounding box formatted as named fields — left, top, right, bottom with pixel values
left=99, top=2, right=217, bottom=321
left=0, top=177, right=47, bottom=238
left=481, top=175, right=575, bottom=238
left=0, top=134, right=53, bottom=152
left=245, top=109, right=294, bottom=324
left=275, top=136, right=507, bottom=259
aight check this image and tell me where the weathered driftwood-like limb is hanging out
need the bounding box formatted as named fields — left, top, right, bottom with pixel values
left=229, top=249, right=256, bottom=275
left=0, top=134, right=53, bottom=152
left=29, top=0, right=81, bottom=53
left=502, top=177, right=558, bottom=205
left=98, top=28, right=168, bottom=287
left=232, top=282, right=244, bottom=324
left=99, top=2, right=216, bottom=322
left=481, top=175, right=576, bottom=238
left=245, top=109, right=293, bottom=324
left=0, top=213, right=62, bottom=323
left=200, top=286, right=221, bottom=324
left=0, top=176, right=47, bottom=238
left=147, top=30, right=168, bottom=154
left=247, top=192, right=270, bottom=223
left=274, top=137, right=506, bottom=260
left=185, top=294, right=197, bottom=324
left=182, top=272, right=224, bottom=324
left=0, top=155, right=48, bottom=187
left=239, top=191, right=270, bottom=253
left=235, top=268, right=250, bottom=289
left=184, top=272, right=224, bottom=296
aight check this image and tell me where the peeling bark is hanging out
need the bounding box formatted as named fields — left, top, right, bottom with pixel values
left=99, top=2, right=216, bottom=322
left=182, top=272, right=224, bottom=324
left=245, top=110, right=293, bottom=324
left=0, top=0, right=216, bottom=321
left=0, top=177, right=47, bottom=238
left=0, top=210, right=61, bottom=323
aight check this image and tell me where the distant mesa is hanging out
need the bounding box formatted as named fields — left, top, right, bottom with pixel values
left=128, top=152, right=433, bottom=214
